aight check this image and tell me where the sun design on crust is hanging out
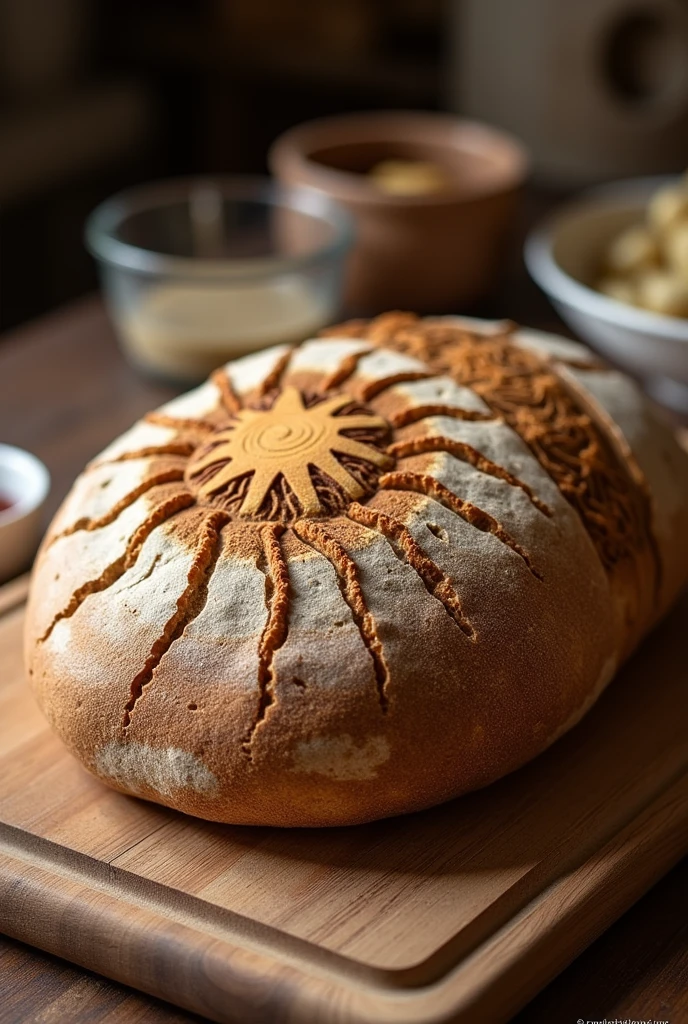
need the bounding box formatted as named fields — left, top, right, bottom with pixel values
left=186, top=386, right=393, bottom=519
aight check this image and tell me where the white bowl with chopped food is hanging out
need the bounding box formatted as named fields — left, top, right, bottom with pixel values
left=525, top=176, right=688, bottom=411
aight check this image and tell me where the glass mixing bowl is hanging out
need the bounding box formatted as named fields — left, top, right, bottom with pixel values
left=85, top=176, right=354, bottom=383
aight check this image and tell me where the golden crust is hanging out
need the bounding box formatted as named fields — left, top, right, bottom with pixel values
left=24, top=316, right=688, bottom=826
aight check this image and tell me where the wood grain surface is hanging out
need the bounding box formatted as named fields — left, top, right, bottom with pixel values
left=0, top=573, right=686, bottom=1022
left=0, top=933, right=206, bottom=1024
left=2, top=854, right=686, bottom=1024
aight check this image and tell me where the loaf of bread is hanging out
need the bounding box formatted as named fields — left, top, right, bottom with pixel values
left=24, top=313, right=688, bottom=826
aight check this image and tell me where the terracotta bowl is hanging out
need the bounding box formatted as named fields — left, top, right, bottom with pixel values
left=269, top=111, right=529, bottom=314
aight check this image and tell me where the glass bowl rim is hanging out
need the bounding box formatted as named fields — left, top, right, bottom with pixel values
left=84, top=175, right=355, bottom=281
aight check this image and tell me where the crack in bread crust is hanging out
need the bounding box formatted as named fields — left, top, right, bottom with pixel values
left=377, top=471, right=544, bottom=582
left=242, top=525, right=290, bottom=759
left=95, top=445, right=196, bottom=465
left=388, top=404, right=494, bottom=428
left=292, top=518, right=392, bottom=712
left=39, top=492, right=196, bottom=643
left=122, top=510, right=229, bottom=731
left=387, top=435, right=552, bottom=517
left=211, top=369, right=241, bottom=414
left=48, top=467, right=187, bottom=547
left=360, top=371, right=432, bottom=402
left=321, top=350, right=369, bottom=391
left=347, top=502, right=476, bottom=640
left=145, top=412, right=216, bottom=434
left=257, top=347, right=295, bottom=396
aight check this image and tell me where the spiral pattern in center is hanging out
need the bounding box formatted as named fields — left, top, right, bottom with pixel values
left=241, top=417, right=326, bottom=459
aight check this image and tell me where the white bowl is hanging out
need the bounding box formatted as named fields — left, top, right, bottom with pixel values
left=0, top=444, right=50, bottom=582
left=525, top=177, right=688, bottom=413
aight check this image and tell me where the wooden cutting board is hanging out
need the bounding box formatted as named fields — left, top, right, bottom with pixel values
left=0, top=574, right=686, bottom=1024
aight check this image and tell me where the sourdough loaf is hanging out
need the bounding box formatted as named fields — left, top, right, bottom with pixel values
left=24, top=313, right=688, bottom=826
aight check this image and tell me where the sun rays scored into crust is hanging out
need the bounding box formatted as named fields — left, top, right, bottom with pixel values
left=186, top=386, right=393, bottom=520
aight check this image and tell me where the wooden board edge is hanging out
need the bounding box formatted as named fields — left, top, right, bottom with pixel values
left=0, top=771, right=686, bottom=1024
left=440, top=768, right=688, bottom=1023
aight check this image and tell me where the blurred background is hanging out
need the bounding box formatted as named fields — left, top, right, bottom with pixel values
left=2, top=0, right=688, bottom=333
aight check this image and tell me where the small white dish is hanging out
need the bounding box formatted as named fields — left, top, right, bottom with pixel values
left=0, top=444, right=50, bottom=582
left=525, top=177, right=688, bottom=413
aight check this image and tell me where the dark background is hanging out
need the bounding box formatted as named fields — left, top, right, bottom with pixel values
left=0, top=0, right=446, bottom=332
left=2, top=0, right=688, bottom=331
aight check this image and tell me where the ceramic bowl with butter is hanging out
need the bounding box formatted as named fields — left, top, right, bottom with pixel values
left=86, top=177, right=354, bottom=384
left=270, top=111, right=529, bottom=313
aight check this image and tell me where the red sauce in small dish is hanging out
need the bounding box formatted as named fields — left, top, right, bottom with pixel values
left=0, top=493, right=15, bottom=514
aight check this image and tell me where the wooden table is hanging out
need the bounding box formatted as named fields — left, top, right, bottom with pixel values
left=0, top=297, right=686, bottom=1024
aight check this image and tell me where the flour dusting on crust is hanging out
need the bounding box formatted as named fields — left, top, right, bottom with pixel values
left=96, top=741, right=217, bottom=797
left=291, top=734, right=390, bottom=781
